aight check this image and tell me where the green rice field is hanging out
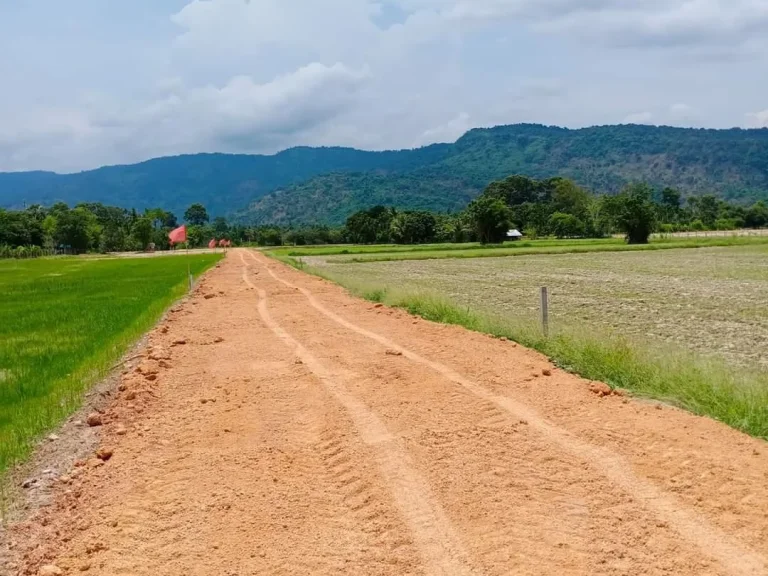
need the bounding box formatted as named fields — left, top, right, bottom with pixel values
left=0, top=254, right=221, bottom=479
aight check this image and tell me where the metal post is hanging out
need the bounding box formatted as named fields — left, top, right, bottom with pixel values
left=540, top=287, right=549, bottom=337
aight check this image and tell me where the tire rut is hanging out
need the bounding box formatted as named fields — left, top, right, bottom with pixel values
left=240, top=253, right=478, bottom=576
left=248, top=249, right=767, bottom=576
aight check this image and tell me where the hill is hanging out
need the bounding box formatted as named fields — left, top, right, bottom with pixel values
left=0, top=145, right=451, bottom=217
left=3, top=124, right=768, bottom=224
left=237, top=124, right=768, bottom=224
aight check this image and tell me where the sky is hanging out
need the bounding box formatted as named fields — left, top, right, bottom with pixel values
left=1, top=0, right=767, bottom=173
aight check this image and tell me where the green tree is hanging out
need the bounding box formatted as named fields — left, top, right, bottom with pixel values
left=467, top=195, right=513, bottom=244
left=602, top=183, right=657, bottom=244
left=745, top=201, right=768, bottom=228
left=184, top=203, right=209, bottom=226
left=213, top=216, right=229, bottom=237
left=697, top=194, right=720, bottom=229
left=549, top=212, right=586, bottom=238
left=54, top=207, right=93, bottom=252
left=130, top=217, right=154, bottom=250
left=390, top=211, right=437, bottom=244
left=659, top=187, right=682, bottom=223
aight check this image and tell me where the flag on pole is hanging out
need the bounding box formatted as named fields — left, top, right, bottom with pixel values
left=169, top=225, right=187, bottom=245
left=208, top=238, right=216, bottom=249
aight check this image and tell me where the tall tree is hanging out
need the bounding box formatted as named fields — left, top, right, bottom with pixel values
left=184, top=203, right=209, bottom=226
left=467, top=195, right=513, bottom=244
left=602, top=183, right=657, bottom=244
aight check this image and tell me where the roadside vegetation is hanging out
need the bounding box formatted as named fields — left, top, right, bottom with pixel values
left=0, top=254, right=221, bottom=482
left=277, top=246, right=768, bottom=440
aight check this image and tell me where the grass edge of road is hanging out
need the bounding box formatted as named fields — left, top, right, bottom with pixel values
left=0, top=254, right=223, bottom=503
left=274, top=254, right=768, bottom=441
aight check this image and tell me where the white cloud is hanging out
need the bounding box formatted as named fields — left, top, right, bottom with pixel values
left=746, top=110, right=768, bottom=128
left=419, top=112, right=472, bottom=144
left=1, top=0, right=768, bottom=172
left=623, top=111, right=654, bottom=125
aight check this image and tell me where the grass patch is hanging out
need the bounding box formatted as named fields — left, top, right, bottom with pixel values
left=334, top=236, right=768, bottom=263
left=290, top=261, right=768, bottom=440
left=0, top=254, right=222, bottom=480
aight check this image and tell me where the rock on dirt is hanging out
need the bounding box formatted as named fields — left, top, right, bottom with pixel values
left=589, top=382, right=613, bottom=397
left=385, top=349, right=403, bottom=356
left=204, top=293, right=216, bottom=299
left=542, top=369, right=552, bottom=376
left=38, top=566, right=63, bottom=576
left=86, top=413, right=103, bottom=427
left=171, top=339, right=187, bottom=347
left=96, top=448, right=114, bottom=461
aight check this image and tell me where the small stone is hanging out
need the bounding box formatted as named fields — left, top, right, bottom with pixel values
left=118, top=383, right=128, bottom=392
left=214, top=336, right=224, bottom=343
left=110, top=520, right=119, bottom=527
left=145, top=373, right=157, bottom=381
left=171, top=339, right=187, bottom=347
left=542, top=369, right=552, bottom=376
left=86, top=413, right=103, bottom=427
left=499, top=337, right=509, bottom=342
left=385, top=349, right=403, bottom=357
left=656, top=404, right=663, bottom=410
left=115, top=425, right=127, bottom=436
left=204, top=293, right=216, bottom=299
left=48, top=433, right=60, bottom=441
left=125, top=391, right=137, bottom=401
left=588, top=382, right=613, bottom=397
left=96, top=448, right=114, bottom=461
left=160, top=326, right=169, bottom=334
left=22, top=478, right=37, bottom=489
left=374, top=303, right=384, bottom=308
left=200, top=398, right=208, bottom=404
left=79, top=561, right=91, bottom=572
left=38, top=566, right=63, bottom=576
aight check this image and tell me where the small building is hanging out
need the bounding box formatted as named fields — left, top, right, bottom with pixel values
left=506, top=229, right=523, bottom=241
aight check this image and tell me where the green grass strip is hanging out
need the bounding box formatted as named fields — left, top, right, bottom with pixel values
left=286, top=261, right=768, bottom=441
left=0, top=254, right=222, bottom=480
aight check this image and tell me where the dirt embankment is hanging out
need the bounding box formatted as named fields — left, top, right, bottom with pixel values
left=3, top=249, right=767, bottom=576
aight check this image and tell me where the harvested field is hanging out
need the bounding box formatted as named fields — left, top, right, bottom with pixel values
left=315, top=244, right=768, bottom=369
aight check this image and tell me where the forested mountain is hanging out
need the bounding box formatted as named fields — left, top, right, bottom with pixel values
left=3, top=124, right=768, bottom=224
left=0, top=145, right=451, bottom=217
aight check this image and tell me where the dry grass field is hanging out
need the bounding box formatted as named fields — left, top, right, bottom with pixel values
left=314, top=244, right=768, bottom=369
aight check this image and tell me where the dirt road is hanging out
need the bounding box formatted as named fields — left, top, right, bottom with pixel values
left=7, top=249, right=768, bottom=575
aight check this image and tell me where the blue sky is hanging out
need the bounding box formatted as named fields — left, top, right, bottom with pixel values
left=1, top=0, right=767, bottom=172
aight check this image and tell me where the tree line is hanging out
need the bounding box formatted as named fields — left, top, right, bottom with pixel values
left=3, top=176, right=768, bottom=256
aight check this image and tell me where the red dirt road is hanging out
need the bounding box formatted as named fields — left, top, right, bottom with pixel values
left=7, top=249, right=768, bottom=575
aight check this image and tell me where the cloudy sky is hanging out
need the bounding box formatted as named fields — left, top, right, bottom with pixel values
left=1, top=0, right=767, bottom=172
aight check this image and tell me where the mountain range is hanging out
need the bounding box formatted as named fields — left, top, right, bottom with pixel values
left=2, top=123, right=767, bottom=225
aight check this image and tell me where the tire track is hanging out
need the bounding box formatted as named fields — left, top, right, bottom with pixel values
left=240, top=253, right=477, bottom=576
left=248, top=250, right=767, bottom=576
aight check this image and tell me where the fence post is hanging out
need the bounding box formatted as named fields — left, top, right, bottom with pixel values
left=540, top=287, right=549, bottom=337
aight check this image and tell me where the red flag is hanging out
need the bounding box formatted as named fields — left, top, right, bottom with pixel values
left=168, top=225, right=187, bottom=245
left=208, top=239, right=216, bottom=249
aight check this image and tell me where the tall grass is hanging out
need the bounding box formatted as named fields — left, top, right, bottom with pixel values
left=298, top=264, right=768, bottom=440
left=0, top=254, right=222, bottom=480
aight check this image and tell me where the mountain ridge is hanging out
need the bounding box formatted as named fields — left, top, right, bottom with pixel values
left=3, top=123, right=768, bottom=224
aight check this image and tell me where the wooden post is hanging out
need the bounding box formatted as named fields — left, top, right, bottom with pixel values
left=540, top=287, right=549, bottom=337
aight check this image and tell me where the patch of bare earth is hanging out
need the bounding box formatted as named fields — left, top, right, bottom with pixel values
left=3, top=249, right=766, bottom=576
